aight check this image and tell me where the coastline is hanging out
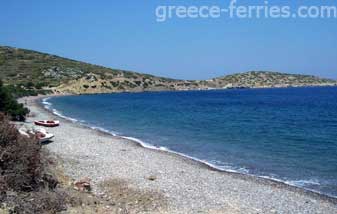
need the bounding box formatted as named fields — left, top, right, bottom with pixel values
left=22, top=95, right=337, bottom=213
left=39, top=93, right=337, bottom=200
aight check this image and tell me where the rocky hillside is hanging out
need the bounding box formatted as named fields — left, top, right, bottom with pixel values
left=0, top=46, right=188, bottom=94
left=207, top=71, right=336, bottom=89
left=0, top=46, right=335, bottom=94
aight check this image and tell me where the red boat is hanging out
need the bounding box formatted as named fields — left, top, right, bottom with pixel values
left=34, top=120, right=60, bottom=127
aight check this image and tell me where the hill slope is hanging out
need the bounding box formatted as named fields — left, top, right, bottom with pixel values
left=0, top=46, right=335, bottom=94
left=207, top=71, right=336, bottom=89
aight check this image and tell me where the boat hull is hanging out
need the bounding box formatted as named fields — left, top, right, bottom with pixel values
left=34, top=120, right=60, bottom=127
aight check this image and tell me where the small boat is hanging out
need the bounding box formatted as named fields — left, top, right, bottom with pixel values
left=35, top=129, right=54, bottom=143
left=34, top=120, right=60, bottom=127
left=19, top=127, right=54, bottom=143
left=19, top=128, right=30, bottom=138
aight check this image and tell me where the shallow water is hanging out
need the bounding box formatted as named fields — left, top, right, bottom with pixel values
left=44, top=87, right=337, bottom=197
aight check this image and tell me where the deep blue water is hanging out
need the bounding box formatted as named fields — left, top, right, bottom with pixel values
left=44, top=87, right=337, bottom=197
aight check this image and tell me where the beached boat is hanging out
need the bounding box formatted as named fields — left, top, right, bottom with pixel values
left=34, top=120, right=60, bottom=127
left=18, top=128, right=30, bottom=138
left=35, top=128, right=54, bottom=143
left=19, top=127, right=54, bottom=143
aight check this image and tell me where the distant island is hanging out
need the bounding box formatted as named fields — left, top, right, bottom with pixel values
left=1, top=45, right=336, bottom=95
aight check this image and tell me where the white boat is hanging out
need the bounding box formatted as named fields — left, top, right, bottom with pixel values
left=18, top=127, right=54, bottom=143
left=19, top=129, right=30, bottom=138
left=33, top=128, right=54, bottom=143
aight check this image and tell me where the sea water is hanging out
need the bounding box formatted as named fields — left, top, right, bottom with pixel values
left=43, top=87, right=337, bottom=197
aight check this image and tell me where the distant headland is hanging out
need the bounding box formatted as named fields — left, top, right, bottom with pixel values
left=1, top=45, right=336, bottom=95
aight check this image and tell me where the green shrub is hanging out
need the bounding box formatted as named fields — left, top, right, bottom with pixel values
left=4, top=85, right=38, bottom=98
left=0, top=54, right=5, bottom=66
left=25, top=81, right=35, bottom=89
left=0, top=80, right=30, bottom=121
left=110, top=81, right=119, bottom=87
left=35, top=82, right=46, bottom=90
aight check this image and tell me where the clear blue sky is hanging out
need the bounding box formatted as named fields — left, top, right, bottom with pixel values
left=1, top=0, right=337, bottom=80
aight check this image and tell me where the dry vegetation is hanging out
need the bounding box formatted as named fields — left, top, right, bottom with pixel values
left=98, top=179, right=167, bottom=213
left=0, top=113, right=66, bottom=213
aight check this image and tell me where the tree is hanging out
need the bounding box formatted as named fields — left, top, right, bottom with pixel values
left=0, top=79, right=29, bottom=121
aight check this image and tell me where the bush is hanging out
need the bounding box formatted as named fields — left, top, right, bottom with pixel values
left=25, top=81, right=35, bottom=89
left=35, top=82, right=46, bottom=90
left=3, top=85, right=50, bottom=98
left=0, top=114, right=66, bottom=213
left=0, top=80, right=30, bottom=121
left=0, top=114, right=42, bottom=192
left=0, top=54, right=5, bottom=66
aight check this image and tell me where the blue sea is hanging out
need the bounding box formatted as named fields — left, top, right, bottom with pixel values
left=43, top=87, right=337, bottom=198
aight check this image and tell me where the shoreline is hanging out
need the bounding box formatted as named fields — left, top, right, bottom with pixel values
left=22, top=95, right=337, bottom=213
left=48, top=84, right=337, bottom=96
left=38, top=95, right=337, bottom=201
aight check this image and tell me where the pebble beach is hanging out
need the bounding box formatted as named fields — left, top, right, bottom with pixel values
left=21, top=96, right=337, bottom=214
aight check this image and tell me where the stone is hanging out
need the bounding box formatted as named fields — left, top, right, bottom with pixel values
left=74, top=177, right=91, bottom=192
left=147, top=175, right=157, bottom=181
